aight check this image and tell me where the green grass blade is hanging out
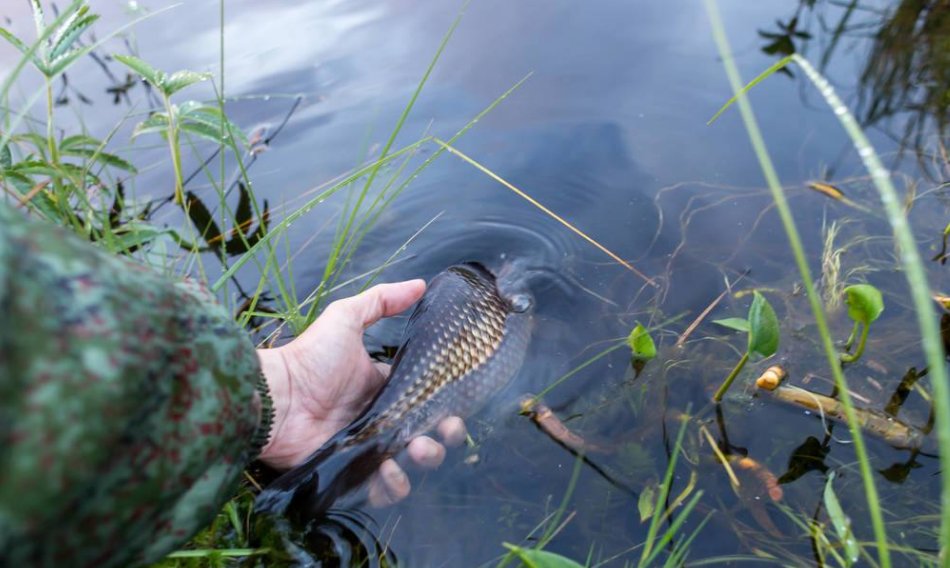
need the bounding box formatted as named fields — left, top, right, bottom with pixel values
left=639, top=411, right=691, bottom=566
left=793, top=52, right=950, bottom=562
left=210, top=138, right=430, bottom=291
left=702, top=2, right=891, bottom=566
left=643, top=490, right=704, bottom=567
left=318, top=1, right=468, bottom=294
left=706, top=55, right=793, bottom=125
left=330, top=72, right=534, bottom=304
left=165, top=548, right=267, bottom=558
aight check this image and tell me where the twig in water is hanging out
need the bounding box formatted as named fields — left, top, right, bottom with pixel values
left=676, top=269, right=749, bottom=347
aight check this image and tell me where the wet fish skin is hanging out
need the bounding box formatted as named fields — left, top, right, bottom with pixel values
left=255, top=262, right=533, bottom=520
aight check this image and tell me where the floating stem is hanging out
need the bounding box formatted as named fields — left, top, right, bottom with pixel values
left=841, top=323, right=869, bottom=363
left=714, top=351, right=749, bottom=403
left=843, top=320, right=860, bottom=351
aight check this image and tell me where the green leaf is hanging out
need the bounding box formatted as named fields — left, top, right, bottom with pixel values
left=48, top=3, right=87, bottom=47
left=844, top=284, right=884, bottom=326
left=59, top=134, right=99, bottom=151
left=0, top=27, right=31, bottom=56
left=112, top=222, right=172, bottom=252
left=824, top=472, right=860, bottom=565
left=49, top=11, right=98, bottom=60
left=2, top=170, right=36, bottom=193
left=162, top=70, right=211, bottom=96
left=713, top=317, right=750, bottom=333
left=60, top=147, right=137, bottom=173
left=132, top=113, right=170, bottom=139
left=13, top=132, right=48, bottom=152
left=180, top=120, right=228, bottom=144
left=59, top=162, right=101, bottom=185
left=11, top=159, right=60, bottom=177
left=627, top=323, right=656, bottom=361
left=114, top=54, right=164, bottom=87
left=747, top=291, right=779, bottom=358
left=638, top=484, right=657, bottom=523
left=91, top=151, right=137, bottom=173
left=29, top=0, right=47, bottom=50
left=179, top=102, right=248, bottom=146
left=501, top=544, right=585, bottom=568
left=45, top=43, right=94, bottom=77
left=0, top=142, right=11, bottom=170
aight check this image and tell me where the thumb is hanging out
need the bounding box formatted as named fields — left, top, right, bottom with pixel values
left=328, top=279, right=426, bottom=330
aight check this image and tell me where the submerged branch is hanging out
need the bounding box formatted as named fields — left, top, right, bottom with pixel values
left=760, top=384, right=927, bottom=450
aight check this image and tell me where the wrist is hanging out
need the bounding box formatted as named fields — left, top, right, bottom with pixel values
left=256, top=347, right=293, bottom=466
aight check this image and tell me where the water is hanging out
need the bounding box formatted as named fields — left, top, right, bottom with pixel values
left=3, top=0, right=948, bottom=564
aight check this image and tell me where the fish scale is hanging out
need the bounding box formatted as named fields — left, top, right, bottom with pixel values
left=255, top=262, right=533, bottom=521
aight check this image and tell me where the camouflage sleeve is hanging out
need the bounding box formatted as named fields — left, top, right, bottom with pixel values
left=0, top=203, right=271, bottom=568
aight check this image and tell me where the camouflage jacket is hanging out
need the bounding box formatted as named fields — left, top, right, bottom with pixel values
left=0, top=202, right=271, bottom=567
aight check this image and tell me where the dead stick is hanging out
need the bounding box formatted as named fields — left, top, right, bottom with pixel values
left=761, top=384, right=926, bottom=450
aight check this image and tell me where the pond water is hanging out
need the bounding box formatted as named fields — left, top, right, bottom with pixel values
left=3, top=0, right=949, bottom=565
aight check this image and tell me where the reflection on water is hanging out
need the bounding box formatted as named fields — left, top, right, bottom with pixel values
left=3, top=0, right=949, bottom=564
left=760, top=0, right=950, bottom=175
left=860, top=0, right=949, bottom=166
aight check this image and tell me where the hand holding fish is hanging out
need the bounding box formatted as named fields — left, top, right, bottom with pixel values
left=256, top=280, right=466, bottom=507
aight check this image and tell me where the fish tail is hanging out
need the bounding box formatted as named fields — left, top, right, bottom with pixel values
left=254, top=433, right=398, bottom=521
left=253, top=442, right=338, bottom=517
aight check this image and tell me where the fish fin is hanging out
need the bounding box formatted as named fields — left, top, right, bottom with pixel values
left=283, top=436, right=398, bottom=521
left=254, top=443, right=337, bottom=516
left=256, top=429, right=400, bottom=521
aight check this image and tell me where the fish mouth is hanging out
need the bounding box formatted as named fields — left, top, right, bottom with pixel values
left=458, top=259, right=535, bottom=313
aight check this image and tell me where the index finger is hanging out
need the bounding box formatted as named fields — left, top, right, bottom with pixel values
left=328, top=280, right=426, bottom=330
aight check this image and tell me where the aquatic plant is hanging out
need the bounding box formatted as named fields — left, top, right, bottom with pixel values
left=626, top=322, right=657, bottom=363
left=711, top=290, right=780, bottom=403
left=840, top=283, right=884, bottom=363
left=497, top=413, right=704, bottom=568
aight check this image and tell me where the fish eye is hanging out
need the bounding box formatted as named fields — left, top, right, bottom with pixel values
left=509, top=293, right=533, bottom=313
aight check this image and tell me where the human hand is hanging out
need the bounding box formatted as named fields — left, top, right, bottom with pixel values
left=257, top=280, right=467, bottom=507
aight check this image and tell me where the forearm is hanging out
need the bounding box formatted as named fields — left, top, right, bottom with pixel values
left=0, top=203, right=266, bottom=567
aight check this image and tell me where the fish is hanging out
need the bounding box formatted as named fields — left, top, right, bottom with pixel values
left=255, top=262, right=533, bottom=521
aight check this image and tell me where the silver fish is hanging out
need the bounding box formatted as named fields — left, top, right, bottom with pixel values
left=255, top=262, right=533, bottom=520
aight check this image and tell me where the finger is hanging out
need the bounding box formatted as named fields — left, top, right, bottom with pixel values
left=437, top=416, right=467, bottom=447
left=368, top=459, right=411, bottom=508
left=328, top=280, right=426, bottom=329
left=407, top=436, right=446, bottom=469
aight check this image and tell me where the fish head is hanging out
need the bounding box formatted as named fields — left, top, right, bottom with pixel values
left=489, top=258, right=536, bottom=314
